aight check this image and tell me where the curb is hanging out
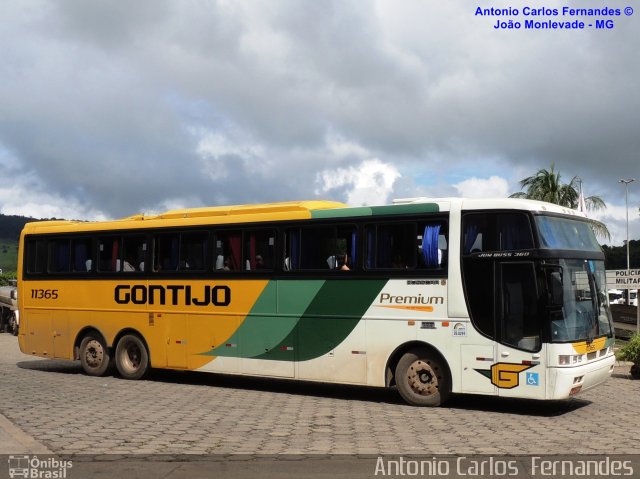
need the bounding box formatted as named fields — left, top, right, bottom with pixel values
left=0, top=414, right=52, bottom=455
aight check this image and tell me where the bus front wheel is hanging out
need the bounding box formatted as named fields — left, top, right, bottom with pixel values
left=79, top=334, right=111, bottom=377
left=395, top=349, right=450, bottom=407
left=115, top=334, right=149, bottom=380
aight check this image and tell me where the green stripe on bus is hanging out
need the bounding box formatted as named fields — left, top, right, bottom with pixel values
left=204, top=280, right=325, bottom=358
left=368, top=203, right=440, bottom=216
left=203, top=279, right=387, bottom=361
left=254, top=279, right=387, bottom=361
left=311, top=207, right=372, bottom=219
left=311, top=203, right=439, bottom=219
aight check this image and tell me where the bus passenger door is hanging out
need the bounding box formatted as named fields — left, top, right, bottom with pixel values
left=496, top=262, right=546, bottom=400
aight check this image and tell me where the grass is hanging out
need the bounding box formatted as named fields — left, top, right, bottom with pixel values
left=0, top=239, right=18, bottom=273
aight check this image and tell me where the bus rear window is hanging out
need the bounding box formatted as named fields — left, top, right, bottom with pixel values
left=26, top=239, right=47, bottom=274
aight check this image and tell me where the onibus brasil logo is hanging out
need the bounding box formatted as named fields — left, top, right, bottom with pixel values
left=7, top=456, right=72, bottom=479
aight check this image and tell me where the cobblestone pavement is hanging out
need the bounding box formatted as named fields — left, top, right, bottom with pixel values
left=1, top=333, right=639, bottom=456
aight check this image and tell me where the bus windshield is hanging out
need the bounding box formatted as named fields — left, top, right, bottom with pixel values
left=536, top=215, right=601, bottom=251
left=550, top=259, right=613, bottom=342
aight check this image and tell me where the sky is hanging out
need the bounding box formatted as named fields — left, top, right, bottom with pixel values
left=0, top=0, right=638, bottom=246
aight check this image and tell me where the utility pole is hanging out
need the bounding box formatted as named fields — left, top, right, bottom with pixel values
left=619, top=178, right=635, bottom=308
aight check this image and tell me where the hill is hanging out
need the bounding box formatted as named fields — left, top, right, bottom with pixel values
left=602, top=240, right=640, bottom=270
left=0, top=239, right=19, bottom=272
left=0, top=213, right=40, bottom=242
left=0, top=214, right=40, bottom=273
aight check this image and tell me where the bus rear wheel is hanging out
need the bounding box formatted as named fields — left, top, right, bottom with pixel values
left=79, top=334, right=111, bottom=377
left=115, top=334, right=149, bottom=380
left=395, top=349, right=450, bottom=407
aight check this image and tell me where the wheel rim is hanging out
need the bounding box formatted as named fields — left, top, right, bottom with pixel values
left=406, top=359, right=440, bottom=397
left=84, top=340, right=104, bottom=369
left=120, top=340, right=142, bottom=374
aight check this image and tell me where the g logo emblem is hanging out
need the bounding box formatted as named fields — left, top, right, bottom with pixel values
left=490, top=363, right=533, bottom=389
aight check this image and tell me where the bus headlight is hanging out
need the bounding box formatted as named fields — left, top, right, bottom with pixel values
left=559, top=355, right=583, bottom=365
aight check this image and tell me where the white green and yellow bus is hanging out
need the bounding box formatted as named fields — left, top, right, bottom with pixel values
left=17, top=198, right=615, bottom=406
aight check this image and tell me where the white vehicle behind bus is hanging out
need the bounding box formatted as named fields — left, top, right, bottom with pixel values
left=0, top=284, right=18, bottom=336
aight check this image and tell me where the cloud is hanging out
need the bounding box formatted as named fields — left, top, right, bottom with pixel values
left=454, top=176, right=510, bottom=199
left=0, top=0, right=637, bottom=251
left=194, top=128, right=268, bottom=181
left=591, top=204, right=640, bottom=247
left=0, top=174, right=108, bottom=221
left=315, top=159, right=401, bottom=206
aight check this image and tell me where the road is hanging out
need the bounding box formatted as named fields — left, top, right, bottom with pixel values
left=1, top=333, right=639, bottom=477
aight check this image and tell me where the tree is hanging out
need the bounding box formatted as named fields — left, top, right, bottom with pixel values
left=510, top=164, right=611, bottom=241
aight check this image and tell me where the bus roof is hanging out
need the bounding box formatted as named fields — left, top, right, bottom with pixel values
left=20, top=197, right=587, bottom=235
left=396, top=197, right=588, bottom=218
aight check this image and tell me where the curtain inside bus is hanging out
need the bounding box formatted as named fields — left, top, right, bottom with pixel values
left=229, top=234, right=241, bottom=270
left=422, top=224, right=440, bottom=268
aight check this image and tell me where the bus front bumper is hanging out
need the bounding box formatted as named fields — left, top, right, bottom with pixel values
left=549, top=354, right=615, bottom=400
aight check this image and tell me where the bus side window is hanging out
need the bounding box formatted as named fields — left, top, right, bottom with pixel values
left=98, top=237, right=120, bottom=272
left=215, top=231, right=241, bottom=271
left=154, top=234, right=178, bottom=271
left=180, top=232, right=207, bottom=271
left=418, top=222, right=447, bottom=269
left=303, top=227, right=334, bottom=269
left=365, top=223, right=415, bottom=269
left=285, top=226, right=355, bottom=271
left=71, top=238, right=92, bottom=272
left=284, top=229, right=300, bottom=271
left=463, top=215, right=486, bottom=254
left=497, top=214, right=533, bottom=250
left=244, top=230, right=275, bottom=271
left=123, top=236, right=146, bottom=272
left=463, top=213, right=533, bottom=253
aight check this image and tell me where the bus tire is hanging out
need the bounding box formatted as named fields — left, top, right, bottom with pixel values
left=115, top=334, right=149, bottom=380
left=395, top=349, right=450, bottom=407
left=79, top=334, right=111, bottom=377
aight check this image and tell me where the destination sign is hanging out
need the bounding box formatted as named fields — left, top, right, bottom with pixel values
left=606, top=269, right=640, bottom=289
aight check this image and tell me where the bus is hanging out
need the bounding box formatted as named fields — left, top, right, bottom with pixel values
left=17, top=198, right=615, bottom=406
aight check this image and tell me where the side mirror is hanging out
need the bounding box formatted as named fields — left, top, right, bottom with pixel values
left=549, top=271, right=564, bottom=308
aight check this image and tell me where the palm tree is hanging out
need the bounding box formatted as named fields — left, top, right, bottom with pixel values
left=510, top=164, right=611, bottom=241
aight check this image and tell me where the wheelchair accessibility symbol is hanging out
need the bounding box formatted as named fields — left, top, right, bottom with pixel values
left=526, top=372, right=539, bottom=386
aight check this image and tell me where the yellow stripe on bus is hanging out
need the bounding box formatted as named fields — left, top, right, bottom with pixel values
left=571, top=337, right=607, bottom=354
